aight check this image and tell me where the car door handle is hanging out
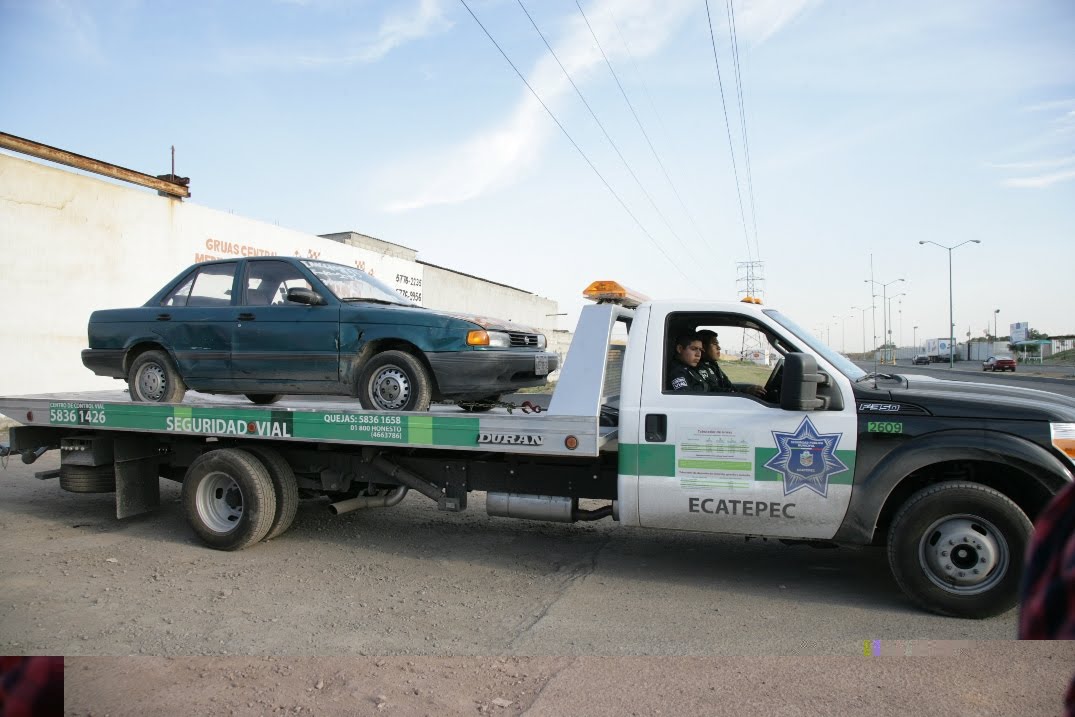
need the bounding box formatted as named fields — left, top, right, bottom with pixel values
left=645, top=414, right=667, bottom=442
left=237, top=313, right=256, bottom=321
left=156, top=313, right=171, bottom=321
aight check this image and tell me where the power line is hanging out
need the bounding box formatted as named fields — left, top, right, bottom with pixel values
left=457, top=0, right=698, bottom=286
left=574, top=1, right=711, bottom=257
left=606, top=7, right=715, bottom=254
left=726, top=0, right=761, bottom=260
left=516, top=0, right=701, bottom=265
left=704, top=0, right=753, bottom=262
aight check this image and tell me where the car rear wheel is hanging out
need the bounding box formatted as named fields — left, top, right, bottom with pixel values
left=357, top=350, right=433, bottom=412
left=128, top=350, right=186, bottom=403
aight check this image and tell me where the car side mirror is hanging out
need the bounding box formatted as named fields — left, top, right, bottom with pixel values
left=780, top=353, right=826, bottom=411
left=286, top=287, right=325, bottom=306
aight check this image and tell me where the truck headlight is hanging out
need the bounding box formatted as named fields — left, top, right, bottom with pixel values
left=536, top=334, right=546, bottom=349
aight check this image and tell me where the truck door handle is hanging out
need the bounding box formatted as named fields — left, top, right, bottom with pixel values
left=156, top=313, right=171, bottom=321
left=237, top=313, right=256, bottom=321
left=645, top=414, right=667, bottom=442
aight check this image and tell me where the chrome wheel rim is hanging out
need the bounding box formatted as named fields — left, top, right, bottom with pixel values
left=137, top=362, right=167, bottom=401
left=369, top=366, right=410, bottom=410
left=918, top=514, right=1008, bottom=595
left=196, top=472, right=244, bottom=533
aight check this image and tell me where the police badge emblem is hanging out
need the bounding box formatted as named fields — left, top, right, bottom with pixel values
left=764, top=416, right=848, bottom=498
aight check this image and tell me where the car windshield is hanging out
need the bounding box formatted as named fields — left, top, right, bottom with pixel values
left=302, top=260, right=415, bottom=306
left=763, top=309, right=867, bottom=381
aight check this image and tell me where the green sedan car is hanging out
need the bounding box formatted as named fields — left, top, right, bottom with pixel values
left=81, top=257, right=557, bottom=411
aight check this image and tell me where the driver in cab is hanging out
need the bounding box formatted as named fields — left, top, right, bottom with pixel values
left=670, top=331, right=769, bottom=398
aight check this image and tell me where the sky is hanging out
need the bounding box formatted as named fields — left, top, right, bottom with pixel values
left=2, top=0, right=1073, bottom=352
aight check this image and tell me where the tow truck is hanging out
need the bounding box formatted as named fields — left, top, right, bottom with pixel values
left=3, top=282, right=1074, bottom=619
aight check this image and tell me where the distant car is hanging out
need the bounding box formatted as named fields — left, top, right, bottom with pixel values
left=912, top=354, right=930, bottom=365
left=982, top=356, right=1017, bottom=372
left=82, top=257, right=557, bottom=411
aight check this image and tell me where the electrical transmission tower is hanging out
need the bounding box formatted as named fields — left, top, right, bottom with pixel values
left=736, top=261, right=769, bottom=364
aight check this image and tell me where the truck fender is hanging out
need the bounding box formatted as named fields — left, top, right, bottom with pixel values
left=832, top=430, right=1073, bottom=544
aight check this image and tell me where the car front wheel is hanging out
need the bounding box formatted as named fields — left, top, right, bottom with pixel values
left=128, top=350, right=186, bottom=403
left=357, top=350, right=433, bottom=412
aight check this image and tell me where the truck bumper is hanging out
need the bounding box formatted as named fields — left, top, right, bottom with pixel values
left=427, top=351, right=558, bottom=397
left=81, top=349, right=126, bottom=379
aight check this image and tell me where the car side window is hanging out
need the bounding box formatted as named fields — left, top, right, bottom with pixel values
left=242, top=261, right=310, bottom=306
left=162, top=263, right=237, bottom=307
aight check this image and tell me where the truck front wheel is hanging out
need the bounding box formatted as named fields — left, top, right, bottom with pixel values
left=181, top=448, right=277, bottom=551
left=887, top=481, right=1031, bottom=619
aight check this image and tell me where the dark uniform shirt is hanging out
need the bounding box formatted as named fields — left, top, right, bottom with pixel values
left=697, top=359, right=734, bottom=392
left=668, top=360, right=707, bottom=392
left=1019, top=479, right=1075, bottom=715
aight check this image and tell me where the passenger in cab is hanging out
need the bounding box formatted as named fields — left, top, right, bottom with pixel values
left=668, top=334, right=707, bottom=392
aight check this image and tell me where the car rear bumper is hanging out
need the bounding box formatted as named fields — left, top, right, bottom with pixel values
left=82, top=349, right=126, bottom=378
left=427, top=350, right=558, bottom=397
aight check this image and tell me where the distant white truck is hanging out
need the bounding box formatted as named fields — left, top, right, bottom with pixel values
left=924, top=337, right=953, bottom=363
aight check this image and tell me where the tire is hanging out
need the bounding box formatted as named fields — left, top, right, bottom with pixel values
left=357, top=350, right=433, bottom=412
left=243, top=446, right=299, bottom=541
left=59, top=464, right=116, bottom=493
left=245, top=394, right=282, bottom=405
left=887, top=481, right=1031, bottom=619
left=181, top=448, right=277, bottom=551
left=459, top=395, right=501, bottom=412
left=128, top=349, right=186, bottom=403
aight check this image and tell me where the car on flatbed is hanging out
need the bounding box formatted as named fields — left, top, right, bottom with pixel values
left=81, top=257, right=557, bottom=411
left=983, top=355, right=1017, bottom=372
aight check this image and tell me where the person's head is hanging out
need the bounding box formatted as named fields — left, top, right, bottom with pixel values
left=675, top=333, right=703, bottom=367
left=697, top=329, right=720, bottom=363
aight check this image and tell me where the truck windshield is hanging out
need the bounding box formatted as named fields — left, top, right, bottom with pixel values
left=302, top=260, right=415, bottom=306
left=763, top=309, right=867, bottom=381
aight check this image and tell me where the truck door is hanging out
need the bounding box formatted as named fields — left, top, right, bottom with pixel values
left=632, top=309, right=858, bottom=540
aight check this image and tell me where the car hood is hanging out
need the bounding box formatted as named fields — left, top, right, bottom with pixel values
left=437, top=312, right=539, bottom=334
left=854, top=374, right=1075, bottom=422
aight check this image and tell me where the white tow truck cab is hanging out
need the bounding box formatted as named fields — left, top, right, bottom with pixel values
left=3, top=281, right=1073, bottom=620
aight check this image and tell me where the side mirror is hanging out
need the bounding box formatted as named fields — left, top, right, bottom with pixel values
left=780, top=353, right=826, bottom=411
left=286, top=287, right=325, bottom=306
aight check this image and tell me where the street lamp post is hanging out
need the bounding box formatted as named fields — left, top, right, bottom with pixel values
left=885, top=290, right=903, bottom=359
left=865, top=278, right=904, bottom=364
left=994, top=309, right=1000, bottom=349
left=913, top=325, right=919, bottom=352
left=851, top=305, right=870, bottom=357
left=919, top=239, right=981, bottom=368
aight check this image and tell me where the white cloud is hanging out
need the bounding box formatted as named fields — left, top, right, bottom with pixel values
left=988, top=156, right=1075, bottom=172
left=383, top=0, right=814, bottom=213
left=1003, top=169, right=1075, bottom=189
left=44, top=0, right=105, bottom=63
left=216, top=0, right=451, bottom=72
left=733, top=0, right=819, bottom=45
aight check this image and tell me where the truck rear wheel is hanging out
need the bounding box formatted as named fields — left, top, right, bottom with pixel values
left=181, top=448, right=277, bottom=551
left=887, top=481, right=1031, bottom=619
left=242, top=446, right=299, bottom=541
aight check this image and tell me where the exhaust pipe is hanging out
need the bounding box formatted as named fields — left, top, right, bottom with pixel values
left=329, top=486, right=408, bottom=515
left=486, top=493, right=614, bottom=523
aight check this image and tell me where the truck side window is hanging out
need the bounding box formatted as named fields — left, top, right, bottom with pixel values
left=664, top=314, right=779, bottom=401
